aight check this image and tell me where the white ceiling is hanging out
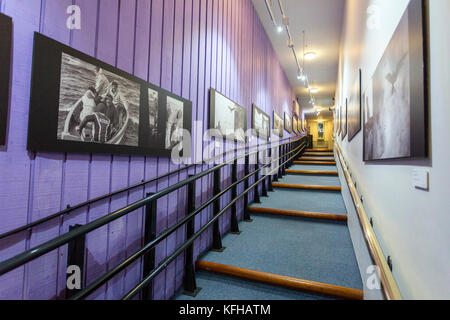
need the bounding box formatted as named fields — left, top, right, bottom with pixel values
left=252, top=0, right=345, bottom=118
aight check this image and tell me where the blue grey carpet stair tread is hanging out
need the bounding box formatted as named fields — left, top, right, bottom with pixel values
left=290, top=164, right=338, bottom=171
left=174, top=271, right=336, bottom=300
left=251, top=188, right=347, bottom=214
left=301, top=156, right=335, bottom=160
left=278, top=174, right=341, bottom=187
left=201, top=215, right=362, bottom=290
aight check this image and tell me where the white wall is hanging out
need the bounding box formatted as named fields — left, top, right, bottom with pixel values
left=336, top=0, right=450, bottom=299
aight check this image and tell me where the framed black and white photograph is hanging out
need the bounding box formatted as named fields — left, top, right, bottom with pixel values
left=147, top=87, right=159, bottom=144
left=273, top=112, right=283, bottom=138
left=292, top=116, right=298, bottom=135
left=284, top=113, right=292, bottom=134
left=165, top=96, right=184, bottom=151
left=341, top=100, right=347, bottom=139
left=0, top=13, right=12, bottom=146
left=348, top=69, right=362, bottom=142
left=57, top=52, right=140, bottom=147
left=252, top=104, right=270, bottom=140
left=209, top=88, right=247, bottom=143
left=363, top=0, right=428, bottom=161
left=28, top=33, right=192, bottom=157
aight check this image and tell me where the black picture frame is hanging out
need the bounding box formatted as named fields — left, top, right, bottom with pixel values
left=292, top=115, right=298, bottom=135
left=27, top=33, right=192, bottom=158
left=273, top=111, right=283, bottom=138
left=209, top=88, right=247, bottom=143
left=363, top=0, right=428, bottom=161
left=341, top=99, right=348, bottom=139
left=348, top=69, right=362, bottom=142
left=252, top=104, right=270, bottom=141
left=0, top=13, right=12, bottom=146
left=284, top=113, right=292, bottom=134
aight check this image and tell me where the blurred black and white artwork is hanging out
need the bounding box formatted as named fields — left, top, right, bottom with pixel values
left=292, top=116, right=298, bottom=135
left=57, top=53, right=140, bottom=147
left=148, top=88, right=159, bottom=143
left=273, top=112, right=283, bottom=138
left=0, top=13, right=12, bottom=146
left=341, top=100, right=347, bottom=139
left=210, top=88, right=247, bottom=143
left=284, top=113, right=292, bottom=134
left=364, top=0, right=428, bottom=161
left=252, top=104, right=270, bottom=140
left=165, top=96, right=184, bottom=151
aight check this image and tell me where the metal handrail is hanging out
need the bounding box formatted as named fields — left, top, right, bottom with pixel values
left=0, top=135, right=301, bottom=240
left=70, top=139, right=306, bottom=299
left=0, top=136, right=306, bottom=276
left=122, top=142, right=305, bottom=300
left=334, top=142, right=402, bottom=300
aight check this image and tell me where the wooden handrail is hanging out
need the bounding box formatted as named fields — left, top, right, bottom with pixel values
left=334, top=142, right=402, bottom=300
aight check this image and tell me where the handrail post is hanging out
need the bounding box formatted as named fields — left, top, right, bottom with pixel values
left=282, top=145, right=287, bottom=175
left=65, top=224, right=86, bottom=300
left=243, top=154, right=252, bottom=222
left=142, top=194, right=157, bottom=300
left=254, top=151, right=261, bottom=204
left=183, top=177, right=201, bottom=296
left=278, top=145, right=283, bottom=179
left=230, top=159, right=241, bottom=234
left=212, top=168, right=225, bottom=251
left=268, top=147, right=274, bottom=191
left=272, top=146, right=279, bottom=182
left=261, top=149, right=268, bottom=197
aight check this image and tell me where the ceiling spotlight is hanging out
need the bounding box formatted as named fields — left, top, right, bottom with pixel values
left=277, top=25, right=283, bottom=33
left=304, top=51, right=317, bottom=60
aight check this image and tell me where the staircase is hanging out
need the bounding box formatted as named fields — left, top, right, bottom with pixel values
left=175, top=146, right=364, bottom=300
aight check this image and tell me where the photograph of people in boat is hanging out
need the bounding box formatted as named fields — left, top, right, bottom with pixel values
left=57, top=52, right=140, bottom=147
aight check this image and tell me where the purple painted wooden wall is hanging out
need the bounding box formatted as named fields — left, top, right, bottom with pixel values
left=0, top=0, right=295, bottom=300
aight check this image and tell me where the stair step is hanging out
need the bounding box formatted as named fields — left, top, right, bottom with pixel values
left=272, top=183, right=341, bottom=192
left=251, top=188, right=347, bottom=214
left=195, top=215, right=362, bottom=292
left=298, top=158, right=335, bottom=162
left=306, top=149, right=333, bottom=152
left=294, top=161, right=337, bottom=165
left=197, top=261, right=363, bottom=300
left=286, top=170, right=338, bottom=176
left=303, top=153, right=334, bottom=157
left=175, top=270, right=336, bottom=300
left=249, top=207, right=347, bottom=222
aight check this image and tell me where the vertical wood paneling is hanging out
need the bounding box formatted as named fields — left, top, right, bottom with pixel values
left=0, top=0, right=296, bottom=300
left=25, top=0, right=71, bottom=300
left=105, top=0, right=136, bottom=300
left=55, top=0, right=98, bottom=299
left=85, top=0, right=118, bottom=300
left=0, top=0, right=41, bottom=300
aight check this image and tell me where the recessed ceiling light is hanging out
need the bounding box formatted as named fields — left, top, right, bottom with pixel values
left=310, top=87, right=319, bottom=94
left=304, top=51, right=317, bottom=60
left=277, top=25, right=283, bottom=33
